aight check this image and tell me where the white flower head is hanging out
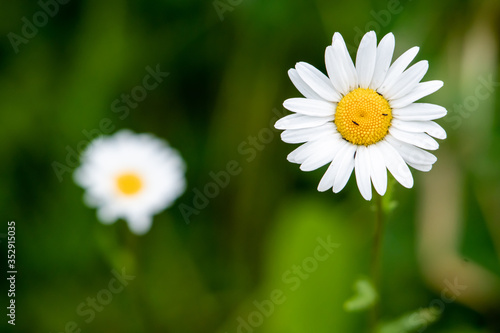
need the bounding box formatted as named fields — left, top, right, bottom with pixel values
left=276, top=31, right=447, bottom=200
left=74, top=130, right=186, bottom=234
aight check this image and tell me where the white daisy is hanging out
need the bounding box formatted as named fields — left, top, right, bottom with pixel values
left=74, top=130, right=186, bottom=235
left=276, top=31, right=447, bottom=200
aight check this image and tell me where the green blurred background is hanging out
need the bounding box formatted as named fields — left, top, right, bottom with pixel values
left=1, top=0, right=500, bottom=332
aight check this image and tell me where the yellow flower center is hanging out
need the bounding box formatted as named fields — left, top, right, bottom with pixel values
left=116, top=172, right=143, bottom=196
left=334, top=88, right=392, bottom=146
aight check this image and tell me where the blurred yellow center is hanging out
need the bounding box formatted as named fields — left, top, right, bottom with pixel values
left=334, top=88, right=392, bottom=146
left=116, top=173, right=143, bottom=196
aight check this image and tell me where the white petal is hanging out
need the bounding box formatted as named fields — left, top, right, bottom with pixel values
left=370, top=33, right=395, bottom=90
left=275, top=113, right=334, bottom=130
left=317, top=140, right=349, bottom=191
left=127, top=214, right=152, bottom=235
left=287, top=141, right=317, bottom=164
left=83, top=192, right=100, bottom=207
left=333, top=33, right=358, bottom=90
left=356, top=31, right=377, bottom=89
left=283, top=98, right=335, bottom=117
left=97, top=206, right=118, bottom=225
left=281, top=123, right=335, bottom=143
left=295, top=62, right=342, bottom=102
left=368, top=144, right=387, bottom=196
left=378, top=140, right=414, bottom=188
left=300, top=136, right=344, bottom=171
left=422, top=121, right=446, bottom=139
left=325, top=46, right=349, bottom=95
left=355, top=146, right=373, bottom=200
left=389, top=127, right=439, bottom=150
left=287, top=137, right=342, bottom=164
left=385, top=134, right=437, bottom=165
left=407, top=162, right=433, bottom=172
left=384, top=61, right=429, bottom=100
left=378, top=46, right=419, bottom=95
left=392, top=103, right=447, bottom=121
left=389, top=81, right=444, bottom=109
left=326, top=33, right=358, bottom=94
left=333, top=144, right=357, bottom=193
left=390, top=119, right=447, bottom=139
left=288, top=69, right=323, bottom=100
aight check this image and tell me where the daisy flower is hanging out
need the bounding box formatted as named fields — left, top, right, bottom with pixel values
left=74, top=130, right=186, bottom=235
left=275, top=31, right=447, bottom=200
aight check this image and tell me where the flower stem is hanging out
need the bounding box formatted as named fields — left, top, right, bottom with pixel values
left=370, top=193, right=385, bottom=333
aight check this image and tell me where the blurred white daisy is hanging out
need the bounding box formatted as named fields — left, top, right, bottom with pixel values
left=74, top=130, right=186, bottom=235
left=275, top=31, right=447, bottom=200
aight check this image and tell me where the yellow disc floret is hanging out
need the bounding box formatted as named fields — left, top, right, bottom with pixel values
left=116, top=173, right=143, bottom=196
left=334, top=88, right=392, bottom=146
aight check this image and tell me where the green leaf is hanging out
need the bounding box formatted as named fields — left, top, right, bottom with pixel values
left=378, top=307, right=441, bottom=333
left=343, top=276, right=378, bottom=312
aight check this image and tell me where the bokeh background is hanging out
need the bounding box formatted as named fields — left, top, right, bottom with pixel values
left=1, top=0, right=500, bottom=332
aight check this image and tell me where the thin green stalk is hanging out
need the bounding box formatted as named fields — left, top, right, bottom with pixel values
left=370, top=193, right=385, bottom=333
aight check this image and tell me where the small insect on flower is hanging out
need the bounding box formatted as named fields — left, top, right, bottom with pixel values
left=74, top=130, right=186, bottom=235
left=275, top=31, right=447, bottom=200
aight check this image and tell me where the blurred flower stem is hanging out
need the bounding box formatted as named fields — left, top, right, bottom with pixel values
left=370, top=193, right=385, bottom=332
left=372, top=193, right=384, bottom=287
left=95, top=223, right=138, bottom=274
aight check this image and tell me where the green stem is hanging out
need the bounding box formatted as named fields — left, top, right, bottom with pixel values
left=370, top=193, right=385, bottom=333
